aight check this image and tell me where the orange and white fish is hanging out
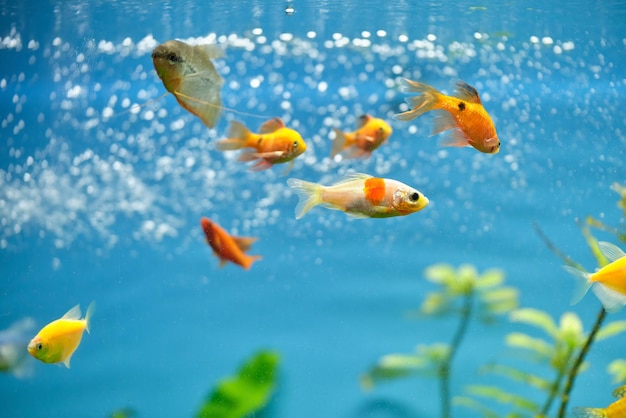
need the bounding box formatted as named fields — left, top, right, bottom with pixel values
left=200, top=217, right=261, bottom=270
left=152, top=39, right=224, bottom=128
left=394, top=79, right=501, bottom=154
left=287, top=173, right=429, bottom=219
left=331, top=115, right=393, bottom=159
left=27, top=303, right=94, bottom=368
left=216, top=118, right=307, bottom=172
left=573, top=385, right=626, bottom=417
left=564, top=241, right=626, bottom=313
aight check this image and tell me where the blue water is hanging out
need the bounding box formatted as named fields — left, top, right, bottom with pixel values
left=1, top=1, right=625, bottom=417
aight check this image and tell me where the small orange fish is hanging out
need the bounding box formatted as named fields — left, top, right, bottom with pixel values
left=564, top=241, right=626, bottom=313
left=331, top=115, right=393, bottom=159
left=200, top=217, right=261, bottom=270
left=216, top=118, right=307, bottom=172
left=573, top=385, right=626, bottom=417
left=27, top=303, right=94, bottom=368
left=287, top=173, right=429, bottom=219
left=152, top=40, right=224, bottom=128
left=395, top=79, right=501, bottom=154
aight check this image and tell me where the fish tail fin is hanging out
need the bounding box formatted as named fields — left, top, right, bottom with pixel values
left=563, top=266, right=593, bottom=306
left=84, top=301, right=96, bottom=334
left=330, top=128, right=348, bottom=158
left=216, top=121, right=251, bottom=151
left=242, top=255, right=263, bottom=270
left=571, top=407, right=608, bottom=417
left=393, top=79, right=441, bottom=121
left=287, top=178, right=323, bottom=219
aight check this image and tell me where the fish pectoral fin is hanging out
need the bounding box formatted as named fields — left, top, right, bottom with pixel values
left=63, top=356, right=71, bottom=368
left=218, top=258, right=229, bottom=268
left=253, top=150, right=288, bottom=159
left=281, top=160, right=295, bottom=176
left=438, top=129, right=471, bottom=148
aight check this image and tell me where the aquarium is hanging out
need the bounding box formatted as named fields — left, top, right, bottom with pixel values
left=1, top=1, right=625, bottom=417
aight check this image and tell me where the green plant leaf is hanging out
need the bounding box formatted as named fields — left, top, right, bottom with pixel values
left=465, top=385, right=539, bottom=411
left=475, top=269, right=505, bottom=289
left=596, top=320, right=626, bottom=342
left=424, top=263, right=457, bottom=286
left=509, top=308, right=559, bottom=338
left=480, top=363, right=551, bottom=391
left=108, top=408, right=137, bottom=418
left=196, top=350, right=280, bottom=418
left=608, top=359, right=626, bottom=384
left=558, top=312, right=585, bottom=348
left=419, top=292, right=454, bottom=316
left=454, top=396, right=500, bottom=418
left=505, top=332, right=553, bottom=359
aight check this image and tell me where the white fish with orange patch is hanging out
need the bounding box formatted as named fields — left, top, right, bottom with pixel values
left=287, top=173, right=429, bottom=219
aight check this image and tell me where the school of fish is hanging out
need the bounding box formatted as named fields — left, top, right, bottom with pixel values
left=21, top=36, right=624, bottom=418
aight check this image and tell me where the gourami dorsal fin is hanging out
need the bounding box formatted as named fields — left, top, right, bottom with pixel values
left=454, top=81, right=482, bottom=104
left=598, top=241, right=626, bottom=262
left=259, top=117, right=285, bottom=134
left=356, top=114, right=372, bottom=129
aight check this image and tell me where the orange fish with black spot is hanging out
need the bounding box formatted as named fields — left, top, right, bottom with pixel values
left=216, top=117, right=306, bottom=172
left=287, top=173, right=429, bottom=219
left=331, top=114, right=393, bottom=159
left=200, top=217, right=261, bottom=270
left=394, top=79, right=501, bottom=154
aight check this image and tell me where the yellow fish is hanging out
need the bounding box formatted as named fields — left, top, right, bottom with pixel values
left=152, top=39, right=224, bottom=128
left=287, top=173, right=429, bottom=219
left=216, top=118, right=307, bottom=172
left=27, top=303, right=94, bottom=368
left=564, top=242, right=626, bottom=313
left=395, top=79, right=501, bottom=154
left=331, top=114, right=393, bottom=159
left=573, top=385, right=626, bottom=417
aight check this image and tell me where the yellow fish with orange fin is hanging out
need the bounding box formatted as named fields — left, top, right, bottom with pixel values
left=152, top=39, right=224, bottom=128
left=395, top=79, right=501, bottom=154
left=287, top=173, right=429, bottom=219
left=564, top=241, right=626, bottom=313
left=27, top=303, right=94, bottom=368
left=216, top=118, right=307, bottom=172
left=573, top=385, right=626, bottom=417
left=331, top=115, right=393, bottom=159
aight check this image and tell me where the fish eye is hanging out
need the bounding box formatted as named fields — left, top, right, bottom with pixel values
left=37, top=343, right=43, bottom=351
left=293, top=141, right=298, bottom=147
left=410, top=192, right=420, bottom=202
left=167, top=53, right=179, bottom=64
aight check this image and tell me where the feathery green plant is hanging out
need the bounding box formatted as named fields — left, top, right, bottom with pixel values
left=361, top=264, right=518, bottom=418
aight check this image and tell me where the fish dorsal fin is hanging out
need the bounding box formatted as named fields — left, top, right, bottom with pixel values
left=598, top=241, right=626, bottom=262
left=196, top=43, right=225, bottom=60
left=613, top=385, right=626, bottom=399
left=454, top=81, right=482, bottom=104
left=61, top=304, right=82, bottom=321
left=232, top=236, right=258, bottom=253
left=259, top=117, right=285, bottom=134
left=356, top=114, right=372, bottom=129
left=339, top=172, right=373, bottom=183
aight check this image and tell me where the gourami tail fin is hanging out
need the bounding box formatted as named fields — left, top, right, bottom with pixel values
left=563, top=266, right=593, bottom=306
left=287, top=178, right=323, bottom=219
left=393, top=79, right=440, bottom=122
left=84, top=302, right=95, bottom=334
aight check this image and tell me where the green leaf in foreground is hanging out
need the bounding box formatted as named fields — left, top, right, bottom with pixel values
left=197, top=350, right=280, bottom=418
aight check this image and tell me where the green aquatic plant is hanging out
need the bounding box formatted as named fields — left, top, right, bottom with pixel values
left=196, top=350, right=280, bottom=418
left=455, top=308, right=626, bottom=417
left=361, top=263, right=518, bottom=418
left=608, top=359, right=626, bottom=384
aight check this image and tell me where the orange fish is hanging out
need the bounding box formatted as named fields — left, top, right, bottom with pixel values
left=216, top=118, right=307, bottom=172
left=331, top=115, right=393, bottom=159
left=287, top=173, right=429, bottom=219
left=200, top=217, right=261, bottom=270
left=394, top=79, right=501, bottom=154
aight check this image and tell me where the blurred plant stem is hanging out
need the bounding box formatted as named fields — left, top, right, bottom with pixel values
left=557, top=307, right=607, bottom=418
left=440, top=291, right=473, bottom=418
left=540, top=365, right=566, bottom=415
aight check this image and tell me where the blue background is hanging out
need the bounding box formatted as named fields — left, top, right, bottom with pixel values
left=1, top=1, right=625, bottom=417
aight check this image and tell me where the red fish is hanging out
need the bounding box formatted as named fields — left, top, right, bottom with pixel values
left=200, top=217, right=261, bottom=270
